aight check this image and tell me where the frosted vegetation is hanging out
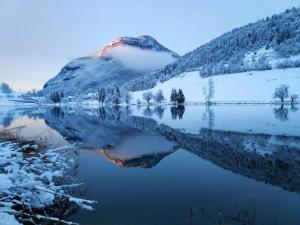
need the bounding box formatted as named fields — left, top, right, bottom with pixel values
left=0, top=130, right=96, bottom=225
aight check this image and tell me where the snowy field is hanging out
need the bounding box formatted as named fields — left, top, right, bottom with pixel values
left=131, top=67, right=300, bottom=104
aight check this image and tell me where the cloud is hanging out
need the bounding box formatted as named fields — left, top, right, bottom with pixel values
left=104, top=45, right=175, bottom=71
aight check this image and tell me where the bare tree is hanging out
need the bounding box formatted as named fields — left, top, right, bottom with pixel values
left=203, top=79, right=215, bottom=104
left=291, top=94, right=298, bottom=104
left=125, top=92, right=132, bottom=105
left=154, top=89, right=165, bottom=104
left=143, top=91, right=153, bottom=105
left=208, top=78, right=215, bottom=103
left=274, top=84, right=289, bottom=103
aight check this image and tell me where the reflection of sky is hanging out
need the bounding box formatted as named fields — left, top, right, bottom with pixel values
left=1, top=106, right=300, bottom=224
left=0, top=0, right=298, bottom=91
left=70, top=149, right=300, bottom=225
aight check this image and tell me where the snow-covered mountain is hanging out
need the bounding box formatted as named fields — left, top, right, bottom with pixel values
left=42, top=35, right=178, bottom=98
left=127, top=7, right=300, bottom=91
left=43, top=8, right=300, bottom=104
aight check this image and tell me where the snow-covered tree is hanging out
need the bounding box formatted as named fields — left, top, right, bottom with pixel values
left=0, top=83, right=12, bottom=93
left=255, top=56, right=271, bottom=70
left=143, top=91, right=153, bottom=105
left=50, top=91, right=61, bottom=103
left=112, top=86, right=121, bottom=105
left=274, top=84, right=289, bottom=103
left=154, top=89, right=165, bottom=103
left=208, top=78, right=215, bottom=103
left=176, top=89, right=185, bottom=104
left=170, top=88, right=177, bottom=104
left=203, top=79, right=215, bottom=104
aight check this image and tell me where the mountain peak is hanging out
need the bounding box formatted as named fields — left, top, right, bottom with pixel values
left=95, top=35, right=178, bottom=58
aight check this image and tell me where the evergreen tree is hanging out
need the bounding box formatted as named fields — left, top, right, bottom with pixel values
left=170, top=88, right=178, bottom=104
left=98, top=87, right=106, bottom=104
left=50, top=91, right=60, bottom=103
left=125, top=92, right=132, bottom=105
left=176, top=89, right=185, bottom=104
left=112, top=86, right=121, bottom=105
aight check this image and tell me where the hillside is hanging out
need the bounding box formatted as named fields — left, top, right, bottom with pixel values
left=127, top=7, right=300, bottom=91
left=131, top=67, right=300, bottom=104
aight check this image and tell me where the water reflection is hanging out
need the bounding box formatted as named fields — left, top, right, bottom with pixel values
left=170, top=105, right=185, bottom=120
left=201, top=106, right=215, bottom=129
left=143, top=106, right=153, bottom=117
left=50, top=106, right=65, bottom=118
left=154, top=106, right=165, bottom=119
left=39, top=105, right=300, bottom=194
left=2, top=105, right=300, bottom=225
left=273, top=105, right=289, bottom=121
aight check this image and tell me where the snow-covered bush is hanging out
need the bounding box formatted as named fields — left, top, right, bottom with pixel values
left=276, top=59, right=294, bottom=69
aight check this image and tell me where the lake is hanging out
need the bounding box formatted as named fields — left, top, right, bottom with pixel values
left=1, top=104, right=300, bottom=225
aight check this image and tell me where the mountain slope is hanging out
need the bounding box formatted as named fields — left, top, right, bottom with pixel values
left=42, top=35, right=178, bottom=98
left=131, top=67, right=300, bottom=104
left=127, top=7, right=300, bottom=91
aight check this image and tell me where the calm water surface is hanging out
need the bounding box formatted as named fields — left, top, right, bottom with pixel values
left=1, top=105, right=300, bottom=225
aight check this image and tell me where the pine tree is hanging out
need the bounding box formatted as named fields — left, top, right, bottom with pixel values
left=125, top=92, right=132, bottom=105
left=170, top=88, right=177, bottom=104
left=112, top=86, right=121, bottom=105
left=176, top=89, right=185, bottom=104
left=98, top=87, right=106, bottom=104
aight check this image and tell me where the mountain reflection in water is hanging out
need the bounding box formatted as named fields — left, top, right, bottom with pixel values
left=1, top=104, right=300, bottom=225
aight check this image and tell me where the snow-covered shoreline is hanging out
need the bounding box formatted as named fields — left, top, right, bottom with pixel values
left=0, top=132, right=96, bottom=225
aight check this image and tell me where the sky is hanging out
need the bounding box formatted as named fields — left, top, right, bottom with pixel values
left=0, top=0, right=299, bottom=92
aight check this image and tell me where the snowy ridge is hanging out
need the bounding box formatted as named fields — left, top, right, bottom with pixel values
left=95, top=35, right=178, bottom=58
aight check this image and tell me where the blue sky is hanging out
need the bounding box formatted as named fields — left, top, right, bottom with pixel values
left=0, top=0, right=299, bottom=91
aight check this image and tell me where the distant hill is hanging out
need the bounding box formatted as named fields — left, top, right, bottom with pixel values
left=127, top=7, right=300, bottom=91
